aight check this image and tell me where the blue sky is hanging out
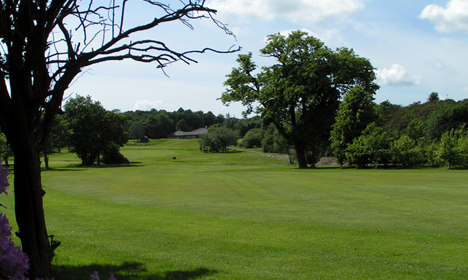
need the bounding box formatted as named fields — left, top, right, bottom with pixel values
left=68, top=0, right=468, bottom=117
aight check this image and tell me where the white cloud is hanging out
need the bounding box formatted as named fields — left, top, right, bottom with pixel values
left=133, top=100, right=164, bottom=111
left=420, top=0, right=468, bottom=33
left=463, top=87, right=468, bottom=92
left=307, top=29, right=347, bottom=47
left=375, top=64, right=422, bottom=87
left=209, top=0, right=365, bottom=24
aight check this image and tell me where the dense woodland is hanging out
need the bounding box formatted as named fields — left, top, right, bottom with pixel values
left=1, top=93, right=467, bottom=170
left=121, top=93, right=468, bottom=169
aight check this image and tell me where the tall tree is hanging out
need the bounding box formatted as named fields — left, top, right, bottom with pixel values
left=221, top=31, right=378, bottom=168
left=128, top=121, right=145, bottom=140
left=43, top=114, right=70, bottom=169
left=0, top=1, right=236, bottom=276
left=64, top=95, right=127, bottom=165
left=330, top=86, right=376, bottom=166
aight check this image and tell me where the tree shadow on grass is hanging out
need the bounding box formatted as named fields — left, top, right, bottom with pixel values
left=80, top=163, right=144, bottom=169
left=41, top=168, right=86, bottom=172
left=52, top=262, right=217, bottom=280
left=54, top=162, right=145, bottom=169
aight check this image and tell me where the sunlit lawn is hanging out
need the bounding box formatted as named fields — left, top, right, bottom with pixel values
left=1, top=139, right=468, bottom=279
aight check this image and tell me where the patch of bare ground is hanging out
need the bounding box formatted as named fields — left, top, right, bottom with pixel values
left=316, top=157, right=339, bottom=166
left=230, top=147, right=338, bottom=166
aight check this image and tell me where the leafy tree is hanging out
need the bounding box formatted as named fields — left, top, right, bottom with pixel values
left=176, top=119, right=190, bottom=131
left=240, top=128, right=264, bottom=148
left=221, top=31, right=378, bottom=168
left=142, top=115, right=159, bottom=139
left=101, top=142, right=129, bottom=164
left=203, top=111, right=217, bottom=127
left=406, top=119, right=425, bottom=142
left=129, top=121, right=145, bottom=140
left=200, top=124, right=239, bottom=153
left=0, top=1, right=236, bottom=275
left=428, top=92, right=440, bottom=103
left=346, top=123, right=391, bottom=168
left=42, top=115, right=71, bottom=169
left=64, top=96, right=127, bottom=165
left=261, top=123, right=295, bottom=163
left=222, top=113, right=241, bottom=131
left=330, top=86, right=376, bottom=166
left=183, top=110, right=204, bottom=131
left=391, top=135, right=422, bottom=168
left=0, top=133, right=12, bottom=167
left=422, top=142, right=440, bottom=167
left=424, top=100, right=464, bottom=141
left=156, top=111, right=175, bottom=138
left=438, top=125, right=468, bottom=168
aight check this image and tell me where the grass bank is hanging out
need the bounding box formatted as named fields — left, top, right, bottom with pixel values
left=1, top=139, right=467, bottom=279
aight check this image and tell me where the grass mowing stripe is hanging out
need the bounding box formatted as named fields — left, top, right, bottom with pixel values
left=1, top=139, right=468, bottom=279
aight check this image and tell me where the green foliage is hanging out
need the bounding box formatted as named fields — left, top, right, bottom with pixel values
left=122, top=109, right=225, bottom=139
left=346, top=123, right=391, bottom=168
left=42, top=115, right=72, bottom=169
left=221, top=31, right=378, bottom=168
left=238, top=116, right=263, bottom=137
left=425, top=100, right=456, bottom=141
left=330, top=86, right=376, bottom=166
left=424, top=141, right=441, bottom=167
left=0, top=133, right=12, bottom=167
left=406, top=119, right=424, bottom=141
left=176, top=119, right=189, bottom=131
left=64, top=95, right=128, bottom=165
left=199, top=124, right=239, bottom=153
left=261, top=124, right=287, bottom=152
left=428, top=92, right=440, bottom=103
left=438, top=125, right=468, bottom=168
left=240, top=128, right=264, bottom=148
left=377, top=100, right=435, bottom=138
left=128, top=121, right=145, bottom=139
left=391, top=135, right=422, bottom=168
left=101, top=143, right=129, bottom=164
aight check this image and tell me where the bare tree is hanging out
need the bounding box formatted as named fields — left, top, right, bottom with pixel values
left=0, top=0, right=238, bottom=277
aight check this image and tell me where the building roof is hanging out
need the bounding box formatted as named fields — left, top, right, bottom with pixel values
left=167, top=127, right=208, bottom=138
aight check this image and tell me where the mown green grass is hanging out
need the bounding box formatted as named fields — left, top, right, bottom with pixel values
left=1, top=139, right=468, bottom=279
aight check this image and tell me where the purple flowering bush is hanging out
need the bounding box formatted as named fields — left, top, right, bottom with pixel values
left=0, top=161, right=30, bottom=279
left=89, top=271, right=116, bottom=280
left=0, top=213, right=30, bottom=279
left=1, top=160, right=116, bottom=280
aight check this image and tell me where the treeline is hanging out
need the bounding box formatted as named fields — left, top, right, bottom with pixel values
left=121, top=108, right=225, bottom=139
left=0, top=96, right=263, bottom=166
left=228, top=92, right=468, bottom=169
left=2, top=93, right=466, bottom=170
left=121, top=108, right=263, bottom=140
left=213, top=31, right=468, bottom=169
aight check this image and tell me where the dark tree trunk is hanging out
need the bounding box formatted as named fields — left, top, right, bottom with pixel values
left=295, top=144, right=308, bottom=169
left=3, top=157, right=9, bottom=167
left=43, top=150, right=50, bottom=170
left=13, top=136, right=52, bottom=278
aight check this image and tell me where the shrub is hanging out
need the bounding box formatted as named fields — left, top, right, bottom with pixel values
left=346, top=123, right=391, bottom=168
left=140, top=136, right=150, bottom=143
left=391, top=135, right=422, bottom=168
left=240, top=128, right=264, bottom=148
left=101, top=143, right=129, bottom=164
left=200, top=124, right=238, bottom=153
left=438, top=125, right=468, bottom=168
